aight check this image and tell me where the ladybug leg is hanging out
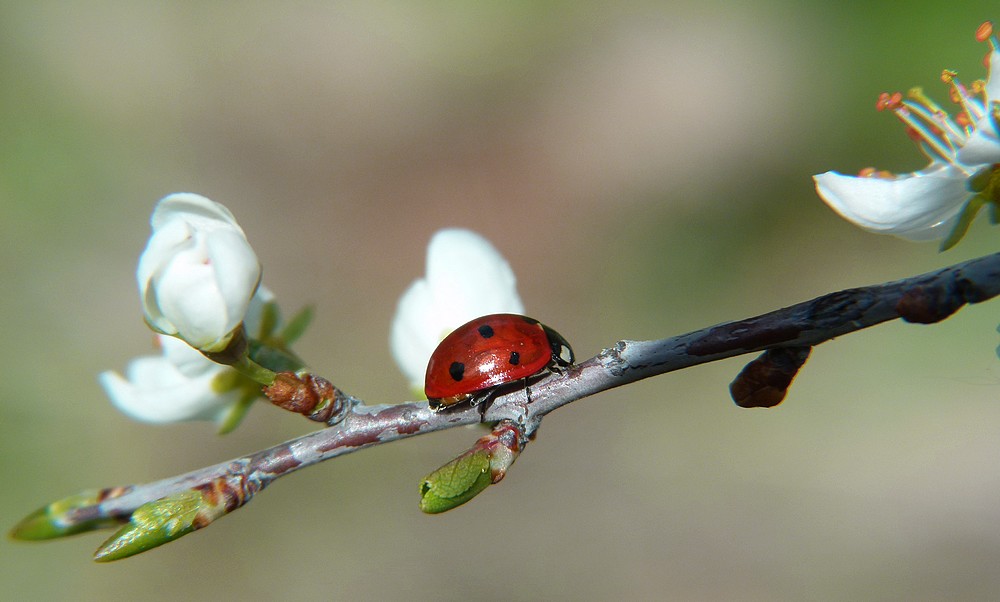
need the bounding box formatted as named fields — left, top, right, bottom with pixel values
left=545, top=362, right=568, bottom=379
left=470, top=387, right=500, bottom=421
left=470, top=378, right=533, bottom=420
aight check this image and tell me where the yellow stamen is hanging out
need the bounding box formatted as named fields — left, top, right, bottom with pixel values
left=907, top=86, right=946, bottom=116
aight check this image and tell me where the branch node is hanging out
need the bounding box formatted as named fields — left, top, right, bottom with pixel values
left=730, top=346, right=811, bottom=408
left=263, top=372, right=350, bottom=424
left=895, top=285, right=963, bottom=324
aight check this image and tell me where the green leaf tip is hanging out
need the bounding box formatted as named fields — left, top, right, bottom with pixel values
left=940, top=195, right=986, bottom=251
left=93, top=490, right=204, bottom=562
left=10, top=490, right=125, bottom=541
left=216, top=393, right=257, bottom=434
left=258, top=301, right=280, bottom=339
left=419, top=450, right=492, bottom=514
left=281, top=305, right=314, bottom=344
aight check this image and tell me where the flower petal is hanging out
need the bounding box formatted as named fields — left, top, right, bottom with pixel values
left=99, top=359, right=237, bottom=424
left=150, top=192, right=242, bottom=232
left=389, top=229, right=524, bottom=391
left=424, top=229, right=524, bottom=320
left=813, top=166, right=969, bottom=240
left=158, top=335, right=215, bottom=377
left=956, top=111, right=1000, bottom=165
left=105, top=286, right=279, bottom=426
left=390, top=280, right=438, bottom=389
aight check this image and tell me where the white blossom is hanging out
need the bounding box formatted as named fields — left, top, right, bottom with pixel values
left=137, top=193, right=261, bottom=351
left=101, top=289, right=274, bottom=426
left=99, top=336, right=240, bottom=424
left=390, top=229, right=524, bottom=392
left=814, top=23, right=1000, bottom=248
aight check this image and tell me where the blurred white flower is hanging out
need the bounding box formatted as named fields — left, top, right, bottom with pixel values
left=814, top=22, right=1000, bottom=249
left=390, top=229, right=524, bottom=392
left=99, top=336, right=240, bottom=424
left=137, top=192, right=261, bottom=352
left=100, top=288, right=275, bottom=427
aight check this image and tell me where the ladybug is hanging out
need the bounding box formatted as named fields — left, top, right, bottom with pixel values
left=424, top=313, right=574, bottom=411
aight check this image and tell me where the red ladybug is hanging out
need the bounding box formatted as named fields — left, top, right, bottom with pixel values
left=424, top=313, right=574, bottom=410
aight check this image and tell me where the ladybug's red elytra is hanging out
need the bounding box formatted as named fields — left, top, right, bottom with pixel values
left=424, top=313, right=574, bottom=411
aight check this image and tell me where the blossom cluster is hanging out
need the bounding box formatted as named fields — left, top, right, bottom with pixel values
left=814, top=21, right=1000, bottom=249
left=101, top=193, right=269, bottom=431
left=102, top=193, right=522, bottom=430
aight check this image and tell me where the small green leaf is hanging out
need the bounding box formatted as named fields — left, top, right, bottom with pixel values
left=940, top=195, right=986, bottom=251
left=258, top=302, right=280, bottom=339
left=419, top=451, right=492, bottom=514
left=93, top=490, right=203, bottom=562
left=967, top=165, right=995, bottom=193
left=10, top=491, right=124, bottom=540
left=216, top=392, right=257, bottom=435
left=248, top=341, right=307, bottom=374
left=281, top=306, right=314, bottom=344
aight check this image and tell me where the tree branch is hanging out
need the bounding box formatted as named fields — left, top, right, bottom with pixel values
left=522, top=251, right=1000, bottom=418
left=14, top=251, right=1000, bottom=559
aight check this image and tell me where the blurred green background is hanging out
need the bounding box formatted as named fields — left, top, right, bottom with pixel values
left=4, top=1, right=1000, bottom=599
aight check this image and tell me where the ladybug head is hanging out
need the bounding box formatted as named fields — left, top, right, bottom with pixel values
left=542, top=323, right=574, bottom=367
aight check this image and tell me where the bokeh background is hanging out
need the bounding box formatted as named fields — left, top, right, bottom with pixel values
left=4, top=1, right=1000, bottom=600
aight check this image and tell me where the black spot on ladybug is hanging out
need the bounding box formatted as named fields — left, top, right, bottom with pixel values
left=449, top=361, right=465, bottom=382
left=477, top=324, right=495, bottom=339
left=509, top=351, right=520, bottom=365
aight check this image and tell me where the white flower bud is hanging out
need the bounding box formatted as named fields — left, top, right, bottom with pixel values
left=137, top=193, right=261, bottom=352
